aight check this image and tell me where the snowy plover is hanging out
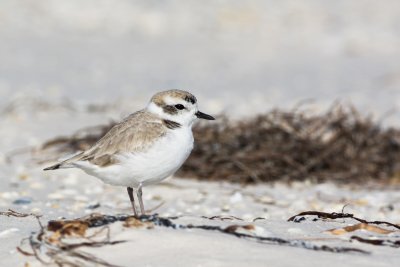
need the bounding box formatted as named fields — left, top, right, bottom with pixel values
left=44, top=89, right=214, bottom=216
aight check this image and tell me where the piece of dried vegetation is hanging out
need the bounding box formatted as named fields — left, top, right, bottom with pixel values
left=287, top=210, right=400, bottom=230
left=288, top=210, right=400, bottom=250
left=123, top=217, right=154, bottom=229
left=18, top=214, right=126, bottom=267
left=326, top=223, right=395, bottom=235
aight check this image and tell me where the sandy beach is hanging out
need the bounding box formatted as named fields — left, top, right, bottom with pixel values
left=1, top=1, right=400, bottom=266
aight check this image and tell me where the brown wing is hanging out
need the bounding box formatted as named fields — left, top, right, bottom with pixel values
left=45, top=110, right=167, bottom=169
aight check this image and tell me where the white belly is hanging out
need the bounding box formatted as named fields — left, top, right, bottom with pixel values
left=75, top=127, right=194, bottom=188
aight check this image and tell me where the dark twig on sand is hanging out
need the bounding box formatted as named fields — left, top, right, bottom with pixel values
left=0, top=209, right=42, bottom=219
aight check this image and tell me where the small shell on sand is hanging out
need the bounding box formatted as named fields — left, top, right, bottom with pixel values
left=230, top=192, right=243, bottom=203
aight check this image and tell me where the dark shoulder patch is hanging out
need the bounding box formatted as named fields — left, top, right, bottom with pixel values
left=163, top=119, right=181, bottom=129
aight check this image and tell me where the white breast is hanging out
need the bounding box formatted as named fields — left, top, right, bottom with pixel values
left=77, top=126, right=194, bottom=188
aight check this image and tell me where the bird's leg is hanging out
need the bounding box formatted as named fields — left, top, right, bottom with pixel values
left=127, top=187, right=138, bottom=217
left=137, top=184, right=145, bottom=215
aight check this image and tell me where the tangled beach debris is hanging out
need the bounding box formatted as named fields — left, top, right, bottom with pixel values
left=16, top=211, right=399, bottom=266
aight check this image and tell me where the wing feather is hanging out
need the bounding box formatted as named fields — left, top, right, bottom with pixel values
left=44, top=110, right=167, bottom=169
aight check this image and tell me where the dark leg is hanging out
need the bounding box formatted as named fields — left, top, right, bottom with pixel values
left=127, top=187, right=138, bottom=217
left=137, top=184, right=145, bottom=215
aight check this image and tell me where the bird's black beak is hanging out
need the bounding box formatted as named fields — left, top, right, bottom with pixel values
left=195, top=111, right=215, bottom=120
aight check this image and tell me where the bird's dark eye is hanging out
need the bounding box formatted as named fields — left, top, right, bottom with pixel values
left=175, top=104, right=185, bottom=110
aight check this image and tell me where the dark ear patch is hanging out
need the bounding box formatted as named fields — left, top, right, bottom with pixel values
left=184, top=95, right=196, bottom=104
left=163, top=105, right=178, bottom=115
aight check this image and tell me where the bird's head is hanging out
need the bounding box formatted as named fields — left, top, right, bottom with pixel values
left=147, top=89, right=215, bottom=127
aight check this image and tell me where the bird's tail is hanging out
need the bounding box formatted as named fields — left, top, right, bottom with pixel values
left=43, top=163, right=62, bottom=171
left=43, top=152, right=84, bottom=171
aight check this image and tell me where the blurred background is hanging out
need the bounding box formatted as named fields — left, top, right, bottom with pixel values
left=1, top=0, right=400, bottom=119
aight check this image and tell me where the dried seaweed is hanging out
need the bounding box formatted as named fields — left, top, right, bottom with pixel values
left=350, top=236, right=400, bottom=248
left=18, top=212, right=369, bottom=267
left=201, top=215, right=244, bottom=221
left=185, top=222, right=368, bottom=254
left=33, top=104, right=400, bottom=184
left=18, top=217, right=125, bottom=267
left=287, top=210, right=400, bottom=249
left=327, top=223, right=395, bottom=235
left=181, top=104, right=400, bottom=183
left=287, top=211, right=400, bottom=230
left=0, top=209, right=42, bottom=220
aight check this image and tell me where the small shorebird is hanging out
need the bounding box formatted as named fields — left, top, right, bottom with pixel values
left=44, top=89, right=214, bottom=216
